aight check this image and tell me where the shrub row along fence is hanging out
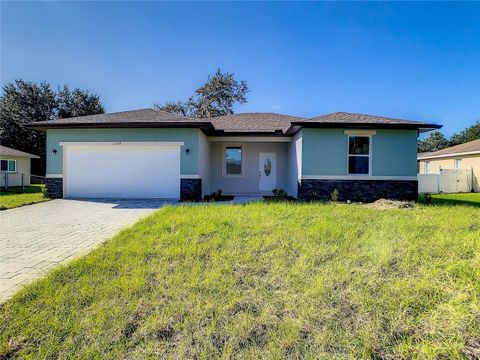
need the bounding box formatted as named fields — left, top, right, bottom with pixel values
left=418, top=168, right=474, bottom=194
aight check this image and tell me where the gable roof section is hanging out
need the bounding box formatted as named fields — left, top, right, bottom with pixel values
left=211, top=113, right=305, bottom=133
left=418, top=139, right=480, bottom=159
left=29, top=108, right=214, bottom=131
left=295, top=112, right=441, bottom=132
left=0, top=145, right=40, bottom=159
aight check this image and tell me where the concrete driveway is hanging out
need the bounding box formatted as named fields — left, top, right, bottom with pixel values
left=0, top=199, right=171, bottom=302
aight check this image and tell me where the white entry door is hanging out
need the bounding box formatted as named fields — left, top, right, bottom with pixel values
left=259, top=152, right=277, bottom=191
left=63, top=142, right=182, bottom=199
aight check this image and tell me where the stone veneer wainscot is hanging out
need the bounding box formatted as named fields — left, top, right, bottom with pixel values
left=297, top=179, right=418, bottom=202
left=180, top=178, right=202, bottom=201
left=45, top=178, right=63, bottom=198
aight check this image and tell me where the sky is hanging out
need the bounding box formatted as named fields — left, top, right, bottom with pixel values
left=1, top=1, right=479, bottom=137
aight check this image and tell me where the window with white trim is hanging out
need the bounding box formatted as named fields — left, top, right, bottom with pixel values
left=424, top=161, right=431, bottom=174
left=454, top=159, right=462, bottom=169
left=224, top=146, right=243, bottom=176
left=348, top=136, right=370, bottom=175
left=1, top=159, right=17, bottom=173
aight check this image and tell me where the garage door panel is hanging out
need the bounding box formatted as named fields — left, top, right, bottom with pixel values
left=65, top=145, right=180, bottom=199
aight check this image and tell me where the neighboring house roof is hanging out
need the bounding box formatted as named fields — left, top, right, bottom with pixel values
left=417, top=139, right=480, bottom=160
left=27, top=109, right=442, bottom=135
left=0, top=145, right=40, bottom=159
left=417, top=152, right=433, bottom=158
left=293, top=112, right=441, bottom=132
left=211, top=113, right=305, bottom=133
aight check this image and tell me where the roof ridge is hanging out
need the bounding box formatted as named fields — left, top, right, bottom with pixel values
left=76, top=108, right=155, bottom=117
left=213, top=112, right=306, bottom=119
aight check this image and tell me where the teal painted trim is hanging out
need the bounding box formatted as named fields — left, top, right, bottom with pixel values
left=372, top=130, right=418, bottom=176
left=46, top=128, right=199, bottom=175
left=302, top=128, right=348, bottom=176
left=301, top=128, right=418, bottom=176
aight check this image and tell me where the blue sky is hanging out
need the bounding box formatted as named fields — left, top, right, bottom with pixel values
left=1, top=1, right=479, bottom=137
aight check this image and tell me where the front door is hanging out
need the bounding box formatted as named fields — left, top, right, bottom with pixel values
left=259, top=152, right=277, bottom=191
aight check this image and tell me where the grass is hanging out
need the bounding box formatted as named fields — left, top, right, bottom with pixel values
left=1, top=196, right=479, bottom=359
left=0, top=185, right=49, bottom=210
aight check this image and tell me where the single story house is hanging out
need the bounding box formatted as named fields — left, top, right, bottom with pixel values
left=0, top=145, right=40, bottom=187
left=29, top=109, right=441, bottom=202
left=418, top=139, right=480, bottom=192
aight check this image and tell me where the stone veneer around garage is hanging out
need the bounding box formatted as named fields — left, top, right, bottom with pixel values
left=180, top=178, right=202, bottom=201
left=297, top=179, right=418, bottom=202
left=45, top=178, right=63, bottom=198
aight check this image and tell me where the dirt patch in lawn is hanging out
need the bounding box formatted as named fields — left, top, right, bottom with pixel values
left=366, top=198, right=416, bottom=210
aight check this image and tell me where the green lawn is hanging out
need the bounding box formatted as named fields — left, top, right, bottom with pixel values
left=419, top=192, right=480, bottom=208
left=0, top=185, right=49, bottom=210
left=1, top=197, right=479, bottom=359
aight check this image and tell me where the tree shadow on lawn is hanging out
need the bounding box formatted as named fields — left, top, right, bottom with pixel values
left=418, top=194, right=480, bottom=208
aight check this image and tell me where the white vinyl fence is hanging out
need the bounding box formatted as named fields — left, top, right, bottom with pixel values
left=418, top=168, right=473, bottom=194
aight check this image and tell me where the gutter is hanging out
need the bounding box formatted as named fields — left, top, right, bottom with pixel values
left=290, top=122, right=442, bottom=132
left=25, top=122, right=215, bottom=132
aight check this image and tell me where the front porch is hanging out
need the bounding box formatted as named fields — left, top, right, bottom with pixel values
left=202, top=136, right=295, bottom=198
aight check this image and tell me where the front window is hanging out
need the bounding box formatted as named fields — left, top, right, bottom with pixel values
left=348, top=136, right=370, bottom=175
left=424, top=161, right=431, bottom=174
left=454, top=159, right=462, bottom=169
left=225, top=146, right=242, bottom=176
left=1, top=159, right=17, bottom=173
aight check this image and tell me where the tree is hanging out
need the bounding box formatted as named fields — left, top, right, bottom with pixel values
left=155, top=69, right=249, bottom=118
left=0, top=80, right=57, bottom=175
left=56, top=86, right=104, bottom=119
left=417, top=131, right=449, bottom=153
left=449, top=120, right=480, bottom=146
left=0, top=80, right=104, bottom=175
left=155, top=101, right=190, bottom=117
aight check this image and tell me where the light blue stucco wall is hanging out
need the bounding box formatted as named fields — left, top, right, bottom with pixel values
left=372, top=130, right=418, bottom=176
left=301, top=128, right=418, bottom=176
left=302, top=129, right=348, bottom=175
left=46, top=128, right=199, bottom=175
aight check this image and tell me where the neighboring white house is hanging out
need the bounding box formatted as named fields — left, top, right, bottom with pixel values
left=0, top=145, right=40, bottom=187
left=418, top=139, right=480, bottom=193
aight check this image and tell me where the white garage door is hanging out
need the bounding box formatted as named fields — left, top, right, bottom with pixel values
left=63, top=142, right=182, bottom=199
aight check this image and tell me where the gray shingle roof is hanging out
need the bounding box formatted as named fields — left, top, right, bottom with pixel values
left=28, top=109, right=441, bottom=134
left=418, top=139, right=480, bottom=159
left=299, top=112, right=441, bottom=130
left=211, top=113, right=305, bottom=133
left=0, top=145, right=39, bottom=159
left=31, top=108, right=210, bottom=126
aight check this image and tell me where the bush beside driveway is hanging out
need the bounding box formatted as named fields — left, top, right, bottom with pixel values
left=1, top=197, right=479, bottom=359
